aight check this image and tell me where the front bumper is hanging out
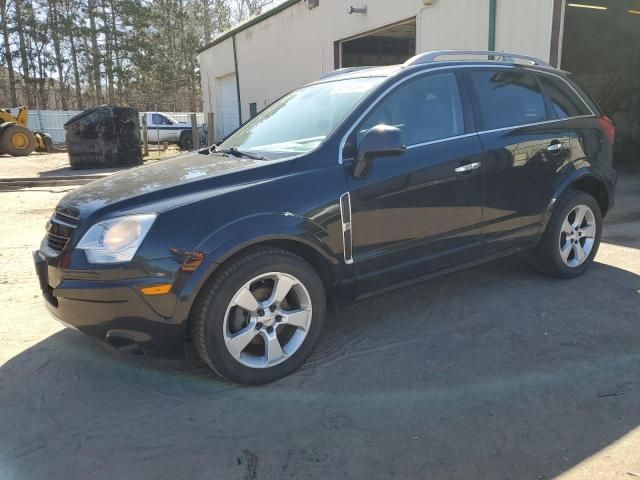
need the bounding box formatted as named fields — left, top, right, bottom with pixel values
left=33, top=250, right=187, bottom=359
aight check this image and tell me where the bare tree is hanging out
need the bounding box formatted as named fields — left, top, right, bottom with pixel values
left=0, top=0, right=18, bottom=105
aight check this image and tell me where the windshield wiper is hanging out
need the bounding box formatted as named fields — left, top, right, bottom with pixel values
left=198, top=145, right=266, bottom=160
left=217, top=147, right=266, bottom=160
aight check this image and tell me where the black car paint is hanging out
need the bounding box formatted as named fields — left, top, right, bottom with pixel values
left=34, top=61, right=616, bottom=359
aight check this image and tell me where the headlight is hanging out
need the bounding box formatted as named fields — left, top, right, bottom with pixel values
left=77, top=214, right=156, bottom=264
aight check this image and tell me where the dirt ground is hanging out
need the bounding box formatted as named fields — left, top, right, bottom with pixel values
left=0, top=171, right=639, bottom=480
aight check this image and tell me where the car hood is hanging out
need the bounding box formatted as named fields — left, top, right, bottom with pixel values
left=56, top=151, right=279, bottom=219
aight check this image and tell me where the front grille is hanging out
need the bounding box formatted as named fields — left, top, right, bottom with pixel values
left=46, top=210, right=81, bottom=253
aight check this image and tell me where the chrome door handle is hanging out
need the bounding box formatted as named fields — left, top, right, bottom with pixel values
left=455, top=162, right=481, bottom=173
left=547, top=142, right=566, bottom=152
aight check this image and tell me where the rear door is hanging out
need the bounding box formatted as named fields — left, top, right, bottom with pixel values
left=465, top=67, right=580, bottom=254
left=344, top=70, right=485, bottom=293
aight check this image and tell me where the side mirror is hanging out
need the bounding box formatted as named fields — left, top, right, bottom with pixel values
left=353, top=125, right=405, bottom=178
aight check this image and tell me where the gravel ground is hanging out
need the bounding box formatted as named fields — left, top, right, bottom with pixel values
left=0, top=172, right=639, bottom=480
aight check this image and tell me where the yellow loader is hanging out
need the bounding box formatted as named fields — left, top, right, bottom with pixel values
left=0, top=106, right=53, bottom=156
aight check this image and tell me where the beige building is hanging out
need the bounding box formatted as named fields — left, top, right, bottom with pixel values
left=199, top=0, right=640, bottom=147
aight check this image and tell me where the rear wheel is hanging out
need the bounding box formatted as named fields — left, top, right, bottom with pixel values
left=1, top=124, right=36, bottom=156
left=531, top=190, right=602, bottom=278
left=179, top=131, right=193, bottom=150
left=193, top=247, right=326, bottom=385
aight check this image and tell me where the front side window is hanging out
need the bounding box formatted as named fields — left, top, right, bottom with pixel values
left=356, top=72, right=464, bottom=147
left=218, top=77, right=385, bottom=158
left=537, top=74, right=591, bottom=119
left=152, top=113, right=173, bottom=125
left=469, top=69, right=548, bottom=130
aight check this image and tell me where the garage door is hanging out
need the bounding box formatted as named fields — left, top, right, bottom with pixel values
left=561, top=1, right=640, bottom=165
left=340, top=19, right=416, bottom=68
left=217, top=75, right=240, bottom=139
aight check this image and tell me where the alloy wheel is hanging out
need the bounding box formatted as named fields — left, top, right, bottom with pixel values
left=559, top=204, right=596, bottom=267
left=222, top=272, right=312, bottom=368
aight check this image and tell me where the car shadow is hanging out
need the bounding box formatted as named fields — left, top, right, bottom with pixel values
left=1, top=255, right=639, bottom=479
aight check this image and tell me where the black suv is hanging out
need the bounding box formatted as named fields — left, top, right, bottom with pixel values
left=34, top=50, right=616, bottom=384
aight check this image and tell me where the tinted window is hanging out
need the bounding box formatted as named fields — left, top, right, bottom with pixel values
left=219, top=77, right=384, bottom=158
left=358, top=72, right=464, bottom=146
left=568, top=75, right=601, bottom=116
left=469, top=70, right=547, bottom=129
left=152, top=114, right=171, bottom=125
left=538, top=74, right=591, bottom=119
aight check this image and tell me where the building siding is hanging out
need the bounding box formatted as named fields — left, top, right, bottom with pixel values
left=200, top=0, right=555, bottom=141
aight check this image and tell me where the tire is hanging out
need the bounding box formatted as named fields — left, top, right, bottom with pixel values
left=193, top=247, right=327, bottom=385
left=179, top=132, right=193, bottom=150
left=531, top=190, right=602, bottom=278
left=36, top=133, right=53, bottom=153
left=1, top=124, right=36, bottom=156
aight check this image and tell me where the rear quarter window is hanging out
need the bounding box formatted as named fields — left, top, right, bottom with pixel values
left=537, top=74, right=592, bottom=119
left=566, top=75, right=602, bottom=116
left=468, top=69, right=548, bottom=130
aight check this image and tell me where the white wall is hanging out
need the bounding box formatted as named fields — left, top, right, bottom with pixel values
left=495, top=0, right=555, bottom=62
left=199, top=0, right=556, bottom=141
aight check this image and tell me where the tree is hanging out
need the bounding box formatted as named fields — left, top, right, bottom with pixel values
left=0, top=0, right=284, bottom=110
left=0, top=0, right=18, bottom=105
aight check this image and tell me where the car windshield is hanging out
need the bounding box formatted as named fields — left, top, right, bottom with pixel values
left=217, top=77, right=385, bottom=158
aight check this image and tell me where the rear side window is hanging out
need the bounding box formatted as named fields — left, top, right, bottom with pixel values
left=567, top=75, right=601, bottom=116
left=469, top=69, right=548, bottom=130
left=538, top=74, right=591, bottom=119
left=357, top=72, right=465, bottom=146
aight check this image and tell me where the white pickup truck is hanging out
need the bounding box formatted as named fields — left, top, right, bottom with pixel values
left=141, top=112, right=205, bottom=149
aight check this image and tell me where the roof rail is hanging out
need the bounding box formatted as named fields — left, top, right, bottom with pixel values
left=318, top=66, right=373, bottom=80
left=403, top=50, right=551, bottom=68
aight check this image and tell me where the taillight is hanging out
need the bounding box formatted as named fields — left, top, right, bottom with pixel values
left=599, top=116, right=615, bottom=145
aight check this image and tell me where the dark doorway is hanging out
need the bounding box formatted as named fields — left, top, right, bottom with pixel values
left=339, top=19, right=416, bottom=68
left=562, top=1, right=640, bottom=163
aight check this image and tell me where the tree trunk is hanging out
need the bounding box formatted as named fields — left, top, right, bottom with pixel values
left=0, top=0, right=18, bottom=106
left=68, top=35, right=83, bottom=109
left=49, top=0, right=69, bottom=110
left=100, top=0, right=114, bottom=102
left=81, top=36, right=96, bottom=105
left=63, top=0, right=83, bottom=109
left=108, top=0, right=122, bottom=95
left=202, top=0, right=211, bottom=43
left=13, top=0, right=32, bottom=107
left=87, top=0, right=102, bottom=104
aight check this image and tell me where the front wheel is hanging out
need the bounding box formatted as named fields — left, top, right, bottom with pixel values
left=193, top=247, right=326, bottom=385
left=530, top=190, right=602, bottom=278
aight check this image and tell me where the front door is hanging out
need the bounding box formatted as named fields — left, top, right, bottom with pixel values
left=343, top=71, right=485, bottom=293
left=150, top=113, right=173, bottom=143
